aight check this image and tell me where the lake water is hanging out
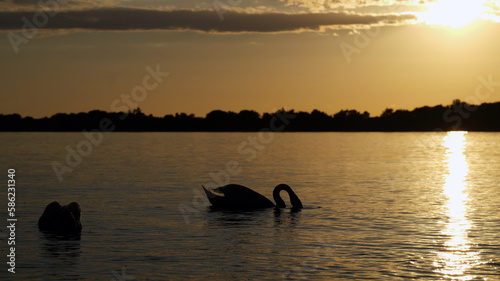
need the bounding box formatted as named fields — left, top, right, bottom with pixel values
left=0, top=132, right=499, bottom=280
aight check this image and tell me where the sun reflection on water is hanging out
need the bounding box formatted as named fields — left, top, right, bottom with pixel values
left=434, top=131, right=481, bottom=280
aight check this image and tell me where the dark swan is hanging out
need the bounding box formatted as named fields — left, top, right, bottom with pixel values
left=203, top=184, right=303, bottom=209
left=38, top=201, right=82, bottom=235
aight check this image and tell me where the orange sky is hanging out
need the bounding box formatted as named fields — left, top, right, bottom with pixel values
left=1, top=0, right=500, bottom=118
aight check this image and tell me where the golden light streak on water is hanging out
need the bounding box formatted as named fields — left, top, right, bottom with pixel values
left=434, top=131, right=481, bottom=280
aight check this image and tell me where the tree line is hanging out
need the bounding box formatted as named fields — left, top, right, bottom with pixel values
left=1, top=100, right=500, bottom=132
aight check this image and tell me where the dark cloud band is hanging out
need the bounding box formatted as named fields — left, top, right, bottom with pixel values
left=0, top=8, right=417, bottom=33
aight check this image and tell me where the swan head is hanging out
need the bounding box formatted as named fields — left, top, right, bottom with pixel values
left=273, top=184, right=303, bottom=209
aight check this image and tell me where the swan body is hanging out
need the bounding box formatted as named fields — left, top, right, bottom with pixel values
left=203, top=184, right=303, bottom=209
left=38, top=201, right=82, bottom=235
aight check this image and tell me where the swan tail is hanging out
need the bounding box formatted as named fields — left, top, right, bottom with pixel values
left=202, top=185, right=218, bottom=200
left=202, top=185, right=226, bottom=207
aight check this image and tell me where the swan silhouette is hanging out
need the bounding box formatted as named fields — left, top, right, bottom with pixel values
left=38, top=201, right=82, bottom=235
left=203, top=184, right=303, bottom=209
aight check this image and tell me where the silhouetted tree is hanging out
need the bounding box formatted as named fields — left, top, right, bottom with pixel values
left=3, top=100, right=500, bottom=131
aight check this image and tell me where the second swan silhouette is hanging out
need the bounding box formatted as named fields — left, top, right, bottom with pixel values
left=203, top=184, right=303, bottom=209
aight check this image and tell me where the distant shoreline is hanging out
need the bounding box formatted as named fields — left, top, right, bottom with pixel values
left=2, top=100, right=500, bottom=132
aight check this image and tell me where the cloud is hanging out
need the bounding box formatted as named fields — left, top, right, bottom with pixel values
left=0, top=0, right=115, bottom=11
left=7, top=0, right=41, bottom=5
left=0, top=8, right=417, bottom=33
left=279, top=0, right=419, bottom=10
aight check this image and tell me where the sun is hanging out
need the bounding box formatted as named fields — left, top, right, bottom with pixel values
left=419, top=0, right=488, bottom=28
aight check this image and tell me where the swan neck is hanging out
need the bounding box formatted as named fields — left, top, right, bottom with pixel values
left=273, top=184, right=303, bottom=209
left=273, top=187, right=286, bottom=208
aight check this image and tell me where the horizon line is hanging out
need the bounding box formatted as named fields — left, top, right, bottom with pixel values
left=1, top=99, right=497, bottom=120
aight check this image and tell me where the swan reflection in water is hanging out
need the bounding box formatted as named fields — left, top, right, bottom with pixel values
left=203, top=184, right=303, bottom=210
left=434, top=131, right=481, bottom=279
left=39, top=231, right=82, bottom=281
